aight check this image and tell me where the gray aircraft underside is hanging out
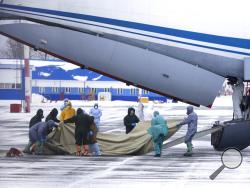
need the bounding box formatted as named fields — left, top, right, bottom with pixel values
left=0, top=13, right=233, bottom=107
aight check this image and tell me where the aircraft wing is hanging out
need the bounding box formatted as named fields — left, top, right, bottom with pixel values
left=0, top=23, right=225, bottom=107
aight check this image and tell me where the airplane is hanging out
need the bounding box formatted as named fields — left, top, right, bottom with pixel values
left=0, top=0, right=250, bottom=151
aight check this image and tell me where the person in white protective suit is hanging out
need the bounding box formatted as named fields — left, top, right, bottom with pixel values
left=137, top=101, right=145, bottom=121
left=232, top=79, right=244, bottom=119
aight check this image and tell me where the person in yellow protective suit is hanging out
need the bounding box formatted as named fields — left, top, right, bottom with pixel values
left=60, top=101, right=76, bottom=121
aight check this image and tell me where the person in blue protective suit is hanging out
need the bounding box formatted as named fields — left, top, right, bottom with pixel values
left=123, top=107, right=140, bottom=134
left=27, top=120, right=58, bottom=154
left=89, top=103, right=102, bottom=131
left=88, top=116, right=101, bottom=156
left=148, top=111, right=168, bottom=157
left=176, top=106, right=198, bottom=157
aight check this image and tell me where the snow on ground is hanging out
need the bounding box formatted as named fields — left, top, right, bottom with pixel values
left=0, top=95, right=249, bottom=188
left=0, top=95, right=233, bottom=124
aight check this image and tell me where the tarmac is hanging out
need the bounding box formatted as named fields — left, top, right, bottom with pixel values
left=0, top=101, right=250, bottom=188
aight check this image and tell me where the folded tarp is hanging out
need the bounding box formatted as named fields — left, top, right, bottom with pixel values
left=44, top=119, right=180, bottom=155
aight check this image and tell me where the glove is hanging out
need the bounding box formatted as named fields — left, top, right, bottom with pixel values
left=89, top=130, right=94, bottom=136
left=131, top=123, right=136, bottom=127
left=176, top=124, right=182, bottom=128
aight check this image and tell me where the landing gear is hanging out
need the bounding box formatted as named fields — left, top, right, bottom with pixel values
left=211, top=120, right=250, bottom=151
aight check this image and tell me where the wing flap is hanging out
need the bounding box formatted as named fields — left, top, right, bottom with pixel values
left=0, top=23, right=225, bottom=107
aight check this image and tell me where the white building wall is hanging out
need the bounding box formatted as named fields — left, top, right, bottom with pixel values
left=32, top=80, right=137, bottom=89
left=0, top=69, right=22, bottom=83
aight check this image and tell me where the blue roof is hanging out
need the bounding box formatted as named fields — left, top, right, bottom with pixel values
left=32, top=65, right=114, bottom=81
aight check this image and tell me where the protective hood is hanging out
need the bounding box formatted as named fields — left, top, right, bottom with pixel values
left=77, top=108, right=83, bottom=115
left=153, top=111, right=160, bottom=117
left=94, top=103, right=98, bottom=109
left=36, top=109, right=44, bottom=118
left=66, top=101, right=72, bottom=108
left=128, top=107, right=135, bottom=115
left=187, top=106, right=194, bottom=115
left=47, top=120, right=57, bottom=129
left=50, top=108, right=58, bottom=117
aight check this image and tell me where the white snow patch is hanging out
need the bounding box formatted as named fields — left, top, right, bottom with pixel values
left=39, top=72, right=51, bottom=77
left=58, top=63, right=79, bottom=71
left=92, top=75, right=103, bottom=81
left=31, top=93, right=47, bottom=103
left=30, top=60, right=64, bottom=67
left=73, top=76, right=88, bottom=82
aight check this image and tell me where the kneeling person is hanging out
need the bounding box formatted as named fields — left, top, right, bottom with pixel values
left=27, top=120, right=58, bottom=154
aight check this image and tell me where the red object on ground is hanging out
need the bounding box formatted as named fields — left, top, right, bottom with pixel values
left=10, top=104, right=22, bottom=113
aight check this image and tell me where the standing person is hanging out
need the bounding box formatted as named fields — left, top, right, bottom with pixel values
left=89, top=103, right=102, bottom=131
left=245, top=89, right=250, bottom=120
left=46, top=108, right=60, bottom=123
left=231, top=78, right=244, bottom=119
left=123, top=107, right=140, bottom=134
left=27, top=120, right=58, bottom=154
left=176, top=106, right=198, bottom=157
left=88, top=116, right=101, bottom=156
left=60, top=101, right=76, bottom=122
left=64, top=108, right=91, bottom=156
left=137, top=101, right=145, bottom=121
left=45, top=108, right=60, bottom=134
left=148, top=111, right=168, bottom=157
left=29, top=109, right=44, bottom=128
left=60, top=98, right=69, bottom=111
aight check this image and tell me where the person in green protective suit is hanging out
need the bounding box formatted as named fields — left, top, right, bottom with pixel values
left=147, top=111, right=168, bottom=157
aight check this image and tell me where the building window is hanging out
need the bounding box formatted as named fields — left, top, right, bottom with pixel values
left=65, top=87, right=71, bottom=93
left=52, top=87, right=59, bottom=93
left=4, top=83, right=12, bottom=89
left=78, top=88, right=84, bottom=93
left=90, top=88, right=97, bottom=94
left=0, top=83, right=22, bottom=89
left=0, top=83, right=4, bottom=89
left=16, top=83, right=21, bottom=89
left=130, top=88, right=138, bottom=95
left=39, top=87, right=45, bottom=93
left=117, top=88, right=123, bottom=95
left=143, top=89, right=149, bottom=95
left=104, top=88, right=110, bottom=92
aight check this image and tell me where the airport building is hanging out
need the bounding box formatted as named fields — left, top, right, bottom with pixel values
left=0, top=59, right=168, bottom=102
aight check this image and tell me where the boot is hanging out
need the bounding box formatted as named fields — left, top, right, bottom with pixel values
left=35, top=141, right=44, bottom=155
left=82, top=145, right=89, bottom=156
left=75, top=145, right=81, bottom=156
left=23, top=141, right=33, bottom=154
left=184, top=143, right=193, bottom=157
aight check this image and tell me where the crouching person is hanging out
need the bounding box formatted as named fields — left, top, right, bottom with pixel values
left=88, top=116, right=101, bottom=156
left=147, top=111, right=168, bottom=157
left=26, top=120, right=58, bottom=155
left=64, top=108, right=90, bottom=156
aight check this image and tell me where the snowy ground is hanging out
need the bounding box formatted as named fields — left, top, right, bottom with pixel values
left=0, top=96, right=250, bottom=188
